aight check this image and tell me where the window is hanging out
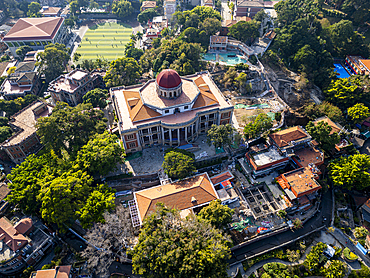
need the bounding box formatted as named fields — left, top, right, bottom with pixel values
left=126, top=134, right=135, bottom=140
left=128, top=142, right=136, bottom=148
left=7, top=42, right=14, bottom=47
left=184, top=105, right=188, bottom=110
left=165, top=110, right=169, bottom=114
left=42, top=41, right=47, bottom=46
left=36, top=41, right=41, bottom=46
left=13, top=42, right=19, bottom=47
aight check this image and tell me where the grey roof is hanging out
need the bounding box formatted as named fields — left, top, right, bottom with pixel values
left=15, top=62, right=36, bottom=73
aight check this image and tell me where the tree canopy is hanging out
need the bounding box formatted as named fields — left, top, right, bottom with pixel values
left=306, top=121, right=340, bottom=152
left=36, top=102, right=106, bottom=157
left=137, top=8, right=158, bottom=24
left=15, top=45, right=32, bottom=60
left=36, top=43, right=70, bottom=82
left=347, top=103, right=370, bottom=124
left=131, top=204, right=232, bottom=278
left=75, top=131, right=124, bottom=176
left=27, top=2, right=41, bottom=17
left=104, top=57, right=142, bottom=87
left=112, top=0, right=133, bottom=19
left=303, top=102, right=343, bottom=123
left=162, top=151, right=196, bottom=180
left=244, top=113, right=273, bottom=139
left=206, top=123, right=236, bottom=148
left=329, top=154, right=370, bottom=190
left=228, top=21, right=259, bottom=45
left=83, top=88, right=108, bottom=109
left=197, top=199, right=234, bottom=229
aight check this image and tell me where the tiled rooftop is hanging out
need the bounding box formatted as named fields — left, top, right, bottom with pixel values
left=269, top=126, right=310, bottom=148
left=294, top=146, right=324, bottom=168
left=313, top=116, right=342, bottom=135
left=142, top=1, right=156, bottom=8
left=283, top=167, right=321, bottom=197
left=210, top=170, right=233, bottom=185
left=69, top=70, right=88, bottom=81
left=210, top=35, right=227, bottom=43
left=2, top=101, right=52, bottom=146
left=1, top=79, right=31, bottom=96
left=134, top=173, right=218, bottom=221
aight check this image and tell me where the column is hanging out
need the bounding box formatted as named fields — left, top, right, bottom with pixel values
left=161, top=126, right=164, bottom=144
left=169, top=128, right=172, bottom=146
left=185, top=126, right=188, bottom=142
left=177, top=128, right=180, bottom=145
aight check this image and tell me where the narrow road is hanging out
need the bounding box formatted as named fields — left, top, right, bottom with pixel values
left=229, top=190, right=333, bottom=265
left=221, top=0, right=231, bottom=22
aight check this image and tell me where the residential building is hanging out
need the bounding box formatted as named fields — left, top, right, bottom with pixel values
left=40, top=6, right=62, bottom=17
left=269, top=126, right=311, bottom=152
left=30, top=265, right=71, bottom=278
left=3, top=17, right=68, bottom=57
left=345, top=55, right=364, bottom=75
left=361, top=199, right=370, bottom=224
left=131, top=173, right=219, bottom=226
left=293, top=145, right=324, bottom=169
left=141, top=1, right=156, bottom=11
left=234, top=0, right=265, bottom=18
left=245, top=144, right=290, bottom=176
left=0, top=183, right=11, bottom=213
left=48, top=69, right=105, bottom=106
left=0, top=62, right=10, bottom=77
left=209, top=35, right=253, bottom=57
left=164, top=0, right=176, bottom=20
left=0, top=24, right=12, bottom=37
left=276, top=166, right=321, bottom=203
left=0, top=10, right=5, bottom=24
left=1, top=100, right=53, bottom=164
left=0, top=61, right=41, bottom=100
left=111, top=69, right=233, bottom=153
left=359, top=59, right=370, bottom=75
left=0, top=216, right=53, bottom=275
left=210, top=170, right=239, bottom=205
left=201, top=0, right=214, bottom=8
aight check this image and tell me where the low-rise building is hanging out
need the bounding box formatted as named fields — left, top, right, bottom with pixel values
left=48, top=69, right=104, bottom=106
left=201, top=0, right=214, bottom=8
left=30, top=265, right=71, bottom=278
left=293, top=145, right=324, bottom=169
left=361, top=199, right=370, bottom=224
left=0, top=216, right=53, bottom=275
left=164, top=0, right=177, bottom=20
left=1, top=100, right=53, bottom=164
left=234, top=0, right=265, bottom=18
left=209, top=35, right=253, bottom=57
left=276, top=166, right=321, bottom=203
left=1, top=72, right=41, bottom=100
left=269, top=126, right=312, bottom=152
left=0, top=183, right=11, bottom=213
left=40, top=6, right=62, bottom=17
left=111, top=69, right=233, bottom=153
left=141, top=1, right=156, bottom=11
left=2, top=17, right=68, bottom=57
left=132, top=173, right=219, bottom=226
left=245, top=145, right=290, bottom=177
left=0, top=10, right=5, bottom=24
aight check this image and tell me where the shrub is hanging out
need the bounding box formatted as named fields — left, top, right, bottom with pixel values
left=343, top=247, right=358, bottom=261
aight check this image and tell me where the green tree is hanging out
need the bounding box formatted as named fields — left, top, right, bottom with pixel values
left=162, top=151, right=195, bottom=180
left=349, top=264, right=370, bottom=278
left=89, top=0, right=99, bottom=9
left=6, top=66, right=16, bottom=75
left=137, top=8, right=159, bottom=24
left=75, top=131, right=124, bottom=176
left=303, top=102, right=343, bottom=123
left=76, top=184, right=115, bottom=228
left=70, top=0, right=80, bottom=14
left=21, top=266, right=34, bottom=278
left=353, top=227, right=369, bottom=240
left=277, top=210, right=287, bottom=218
left=36, top=102, right=106, bottom=157
left=329, top=154, right=370, bottom=190
left=293, top=218, right=303, bottom=229
left=73, top=52, right=81, bottom=63
left=244, top=113, right=273, bottom=139
left=36, top=43, right=70, bottom=82
left=112, top=0, right=133, bottom=19
left=306, top=121, right=340, bottom=152
left=104, top=57, right=142, bottom=87
left=27, top=2, right=41, bottom=17
left=206, top=123, right=236, bottom=148
left=199, top=18, right=221, bottom=36
left=38, top=170, right=92, bottom=228
left=0, top=126, right=12, bottom=143
left=321, top=260, right=346, bottom=278
left=347, top=103, right=370, bottom=124
left=15, top=45, right=32, bottom=61
left=83, top=88, right=108, bottom=109
left=197, top=199, right=234, bottom=229
left=304, top=242, right=327, bottom=271
left=228, top=21, right=259, bottom=45
left=131, top=204, right=231, bottom=278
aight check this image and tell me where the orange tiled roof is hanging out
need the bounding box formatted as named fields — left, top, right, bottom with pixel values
left=313, top=116, right=342, bottom=135
left=142, top=1, right=156, bottom=8
left=282, top=167, right=321, bottom=198
left=210, top=170, right=233, bottom=185
left=13, top=218, right=32, bottom=234
left=3, top=17, right=64, bottom=41
left=41, top=7, right=61, bottom=15
left=210, top=35, right=227, bottom=43
left=123, top=90, right=161, bottom=122
left=269, top=126, right=310, bottom=148
left=135, top=173, right=218, bottom=221
left=0, top=217, right=29, bottom=252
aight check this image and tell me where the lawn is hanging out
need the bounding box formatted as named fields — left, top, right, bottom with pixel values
left=77, top=21, right=132, bottom=62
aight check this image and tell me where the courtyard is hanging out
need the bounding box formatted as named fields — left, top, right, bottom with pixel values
left=76, top=21, right=132, bottom=61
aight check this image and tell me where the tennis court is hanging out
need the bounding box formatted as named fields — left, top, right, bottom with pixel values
left=77, top=21, right=132, bottom=61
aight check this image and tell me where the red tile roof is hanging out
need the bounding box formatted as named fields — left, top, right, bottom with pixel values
left=269, top=126, right=310, bottom=148
left=0, top=217, right=30, bottom=252
left=210, top=170, right=233, bottom=185
left=3, top=17, right=64, bottom=41
left=135, top=173, right=218, bottom=221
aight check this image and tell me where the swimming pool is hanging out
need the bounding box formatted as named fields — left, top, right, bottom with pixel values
left=202, top=52, right=247, bottom=66
left=334, top=63, right=350, bottom=78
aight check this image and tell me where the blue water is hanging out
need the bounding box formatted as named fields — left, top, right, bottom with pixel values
left=202, top=52, right=247, bottom=66
left=334, top=63, right=350, bottom=78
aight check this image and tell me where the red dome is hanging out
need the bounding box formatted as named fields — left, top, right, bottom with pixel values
left=156, top=69, right=181, bottom=89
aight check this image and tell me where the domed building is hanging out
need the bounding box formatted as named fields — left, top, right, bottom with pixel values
left=111, top=69, right=234, bottom=153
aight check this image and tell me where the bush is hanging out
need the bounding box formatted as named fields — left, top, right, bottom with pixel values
left=164, top=147, right=195, bottom=159
left=343, top=247, right=358, bottom=261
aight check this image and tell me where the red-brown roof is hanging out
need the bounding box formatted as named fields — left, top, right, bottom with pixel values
left=14, top=218, right=32, bottom=235
left=0, top=217, right=30, bottom=252
left=269, top=126, right=310, bottom=148
left=3, top=17, right=64, bottom=41
left=156, top=69, right=181, bottom=89
left=142, top=1, right=156, bottom=8
left=41, top=7, right=61, bottom=16
left=210, top=170, right=233, bottom=185
left=135, top=173, right=218, bottom=221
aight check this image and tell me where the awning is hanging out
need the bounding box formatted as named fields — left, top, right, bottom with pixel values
left=221, top=180, right=232, bottom=189
left=356, top=242, right=368, bottom=255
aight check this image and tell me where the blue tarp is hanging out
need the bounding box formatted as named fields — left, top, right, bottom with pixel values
left=178, top=144, right=193, bottom=150
left=356, top=242, right=368, bottom=255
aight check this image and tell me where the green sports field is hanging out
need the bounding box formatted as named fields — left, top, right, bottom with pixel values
left=77, top=22, right=132, bottom=61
